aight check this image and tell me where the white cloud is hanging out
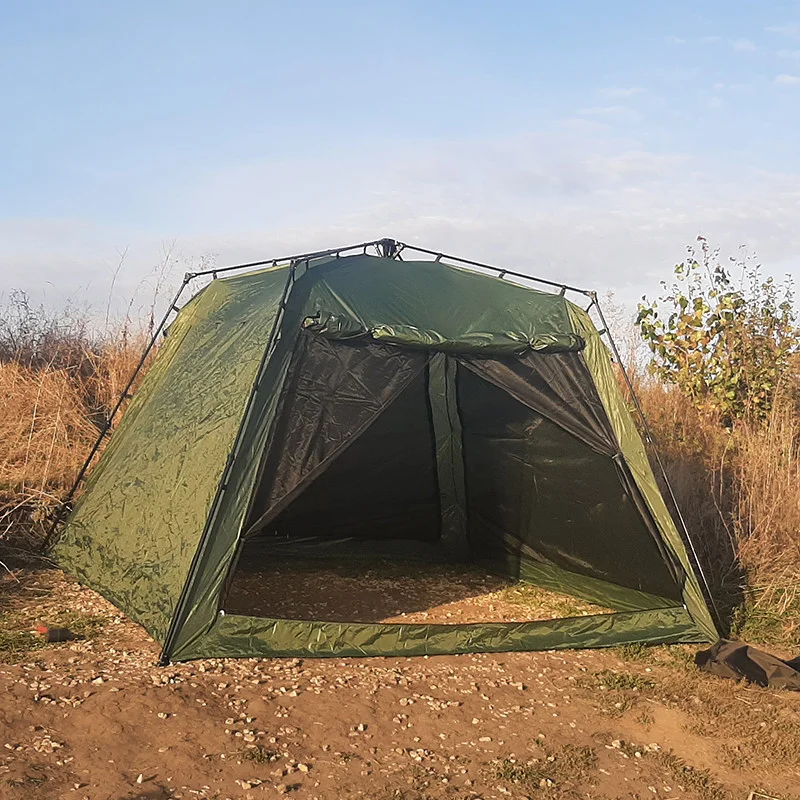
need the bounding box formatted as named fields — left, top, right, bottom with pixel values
left=775, top=73, right=800, bottom=85
left=778, top=48, right=800, bottom=58
left=709, top=97, right=724, bottom=109
left=577, top=105, right=644, bottom=122
left=702, top=35, right=722, bottom=43
left=4, top=129, right=800, bottom=316
left=665, top=36, right=687, bottom=45
left=598, top=87, right=647, bottom=99
left=766, top=24, right=800, bottom=38
left=733, top=38, right=757, bottom=52
left=712, top=81, right=754, bottom=92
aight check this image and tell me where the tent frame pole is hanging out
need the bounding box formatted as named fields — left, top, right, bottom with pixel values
left=591, top=297, right=724, bottom=632
left=158, top=262, right=298, bottom=665
left=41, top=274, right=195, bottom=552
left=393, top=241, right=593, bottom=298
left=189, top=239, right=386, bottom=278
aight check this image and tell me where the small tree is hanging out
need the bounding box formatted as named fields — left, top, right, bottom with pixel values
left=636, top=237, right=799, bottom=425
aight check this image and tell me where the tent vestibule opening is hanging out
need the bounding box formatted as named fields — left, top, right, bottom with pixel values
left=224, top=330, right=685, bottom=626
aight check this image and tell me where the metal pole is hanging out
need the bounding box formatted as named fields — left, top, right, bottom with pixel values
left=394, top=242, right=593, bottom=297
left=41, top=275, right=194, bottom=551
left=592, top=298, right=724, bottom=630
left=191, top=239, right=386, bottom=278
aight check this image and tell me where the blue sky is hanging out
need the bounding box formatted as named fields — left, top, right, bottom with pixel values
left=3, top=1, right=800, bottom=316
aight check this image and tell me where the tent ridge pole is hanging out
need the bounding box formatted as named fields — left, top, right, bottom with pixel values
left=158, top=262, right=298, bottom=665
left=194, top=239, right=386, bottom=278
left=393, top=241, right=593, bottom=298
left=41, top=274, right=195, bottom=552
left=190, top=237, right=592, bottom=302
left=592, top=298, right=723, bottom=631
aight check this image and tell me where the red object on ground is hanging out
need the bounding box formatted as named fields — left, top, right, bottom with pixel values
left=35, top=625, right=78, bottom=642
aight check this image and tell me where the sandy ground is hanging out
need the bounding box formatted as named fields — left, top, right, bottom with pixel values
left=2, top=564, right=800, bottom=800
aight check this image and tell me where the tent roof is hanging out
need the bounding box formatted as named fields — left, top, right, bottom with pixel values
left=219, top=254, right=587, bottom=354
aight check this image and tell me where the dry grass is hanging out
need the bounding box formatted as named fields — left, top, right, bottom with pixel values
left=631, top=374, right=800, bottom=647
left=606, top=645, right=800, bottom=774
left=492, top=744, right=598, bottom=795
left=0, top=292, right=149, bottom=546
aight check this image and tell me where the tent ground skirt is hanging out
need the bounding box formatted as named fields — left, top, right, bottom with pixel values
left=177, top=605, right=704, bottom=660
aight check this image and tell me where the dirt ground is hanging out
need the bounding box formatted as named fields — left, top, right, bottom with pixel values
left=225, top=560, right=608, bottom=624
left=2, top=562, right=800, bottom=800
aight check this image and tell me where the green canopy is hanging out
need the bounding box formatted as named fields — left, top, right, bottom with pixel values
left=52, top=249, right=719, bottom=662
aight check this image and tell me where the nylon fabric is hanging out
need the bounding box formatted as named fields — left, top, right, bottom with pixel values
left=52, top=268, right=289, bottom=641
left=695, top=639, right=800, bottom=689
left=175, top=605, right=704, bottom=660
left=516, top=561, right=678, bottom=613
left=244, top=333, right=431, bottom=536
left=302, top=256, right=579, bottom=352
left=567, top=304, right=720, bottom=641
left=167, top=272, right=325, bottom=659
left=304, top=313, right=584, bottom=354
left=427, top=354, right=470, bottom=558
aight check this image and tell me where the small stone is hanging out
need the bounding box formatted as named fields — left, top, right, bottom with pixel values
left=136, top=774, right=144, bottom=784
left=276, top=783, right=288, bottom=794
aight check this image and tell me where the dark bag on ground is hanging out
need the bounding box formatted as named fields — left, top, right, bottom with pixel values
left=695, top=639, right=800, bottom=690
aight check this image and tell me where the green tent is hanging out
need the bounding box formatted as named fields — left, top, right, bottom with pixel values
left=52, top=239, right=720, bottom=662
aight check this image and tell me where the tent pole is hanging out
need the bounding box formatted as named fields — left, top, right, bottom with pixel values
left=158, top=262, right=298, bottom=665
left=191, top=239, right=386, bottom=278
left=592, top=298, right=724, bottom=631
left=394, top=241, right=593, bottom=298
left=41, top=274, right=195, bottom=552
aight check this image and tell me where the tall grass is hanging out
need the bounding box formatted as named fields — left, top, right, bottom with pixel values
left=633, top=375, right=800, bottom=646
left=0, top=291, right=148, bottom=546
